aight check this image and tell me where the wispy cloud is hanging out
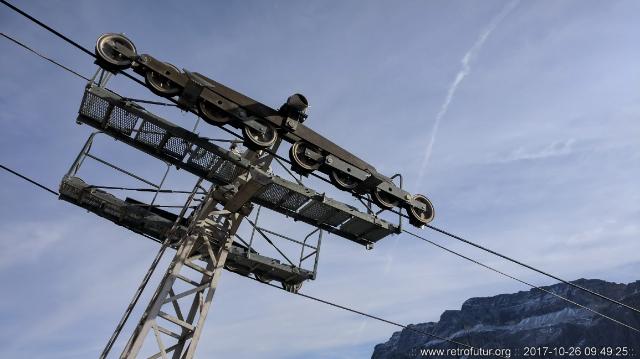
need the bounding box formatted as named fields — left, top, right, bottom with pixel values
left=0, top=220, right=68, bottom=269
left=490, top=138, right=576, bottom=163
left=416, top=0, right=519, bottom=185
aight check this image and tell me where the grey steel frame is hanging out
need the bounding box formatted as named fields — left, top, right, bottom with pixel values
left=114, top=140, right=293, bottom=358
left=75, top=83, right=400, bottom=246
left=63, top=131, right=323, bottom=278
left=62, top=121, right=322, bottom=359
left=66, top=131, right=175, bottom=210
left=61, top=67, right=403, bottom=358
left=119, top=198, right=243, bottom=359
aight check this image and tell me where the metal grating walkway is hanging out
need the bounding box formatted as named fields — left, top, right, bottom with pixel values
left=76, top=86, right=399, bottom=246
left=58, top=176, right=313, bottom=285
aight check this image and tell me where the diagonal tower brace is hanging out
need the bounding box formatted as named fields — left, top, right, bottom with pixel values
left=119, top=199, right=245, bottom=359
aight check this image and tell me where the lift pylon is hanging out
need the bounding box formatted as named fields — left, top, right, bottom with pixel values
left=57, top=30, right=433, bottom=358
left=120, top=212, right=240, bottom=358
left=119, top=174, right=251, bottom=358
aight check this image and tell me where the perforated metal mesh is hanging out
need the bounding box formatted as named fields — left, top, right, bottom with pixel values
left=76, top=88, right=400, bottom=245
left=255, top=185, right=397, bottom=241
left=324, top=211, right=352, bottom=227
left=80, top=91, right=110, bottom=121
left=187, top=147, right=220, bottom=171
left=185, top=148, right=241, bottom=184
left=255, top=184, right=309, bottom=211
left=279, top=192, right=309, bottom=211
left=212, top=160, right=241, bottom=183
left=136, top=121, right=166, bottom=148
left=256, top=183, right=289, bottom=205
left=162, top=136, right=189, bottom=159
left=298, top=201, right=352, bottom=226
left=298, top=201, right=329, bottom=221
left=107, top=106, right=138, bottom=135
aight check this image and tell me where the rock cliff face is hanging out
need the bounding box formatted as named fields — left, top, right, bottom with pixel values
left=372, top=279, right=640, bottom=358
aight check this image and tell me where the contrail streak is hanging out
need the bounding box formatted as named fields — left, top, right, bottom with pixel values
left=416, top=0, right=519, bottom=186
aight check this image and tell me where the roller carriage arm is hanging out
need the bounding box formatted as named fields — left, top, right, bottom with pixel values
left=94, top=33, right=434, bottom=227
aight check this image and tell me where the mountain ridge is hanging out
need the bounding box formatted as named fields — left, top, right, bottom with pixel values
left=372, top=279, right=640, bottom=358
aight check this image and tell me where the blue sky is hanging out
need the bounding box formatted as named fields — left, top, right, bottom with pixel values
left=1, top=1, right=639, bottom=358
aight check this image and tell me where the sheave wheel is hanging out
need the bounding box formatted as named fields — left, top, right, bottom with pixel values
left=289, top=141, right=321, bottom=172
left=330, top=170, right=359, bottom=191
left=408, top=194, right=435, bottom=226
left=198, top=100, right=231, bottom=124
left=242, top=120, right=278, bottom=149
left=371, top=186, right=400, bottom=210
left=145, top=63, right=182, bottom=97
left=95, top=33, right=136, bottom=69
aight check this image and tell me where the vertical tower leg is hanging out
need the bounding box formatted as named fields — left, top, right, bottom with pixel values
left=119, top=209, right=242, bottom=359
